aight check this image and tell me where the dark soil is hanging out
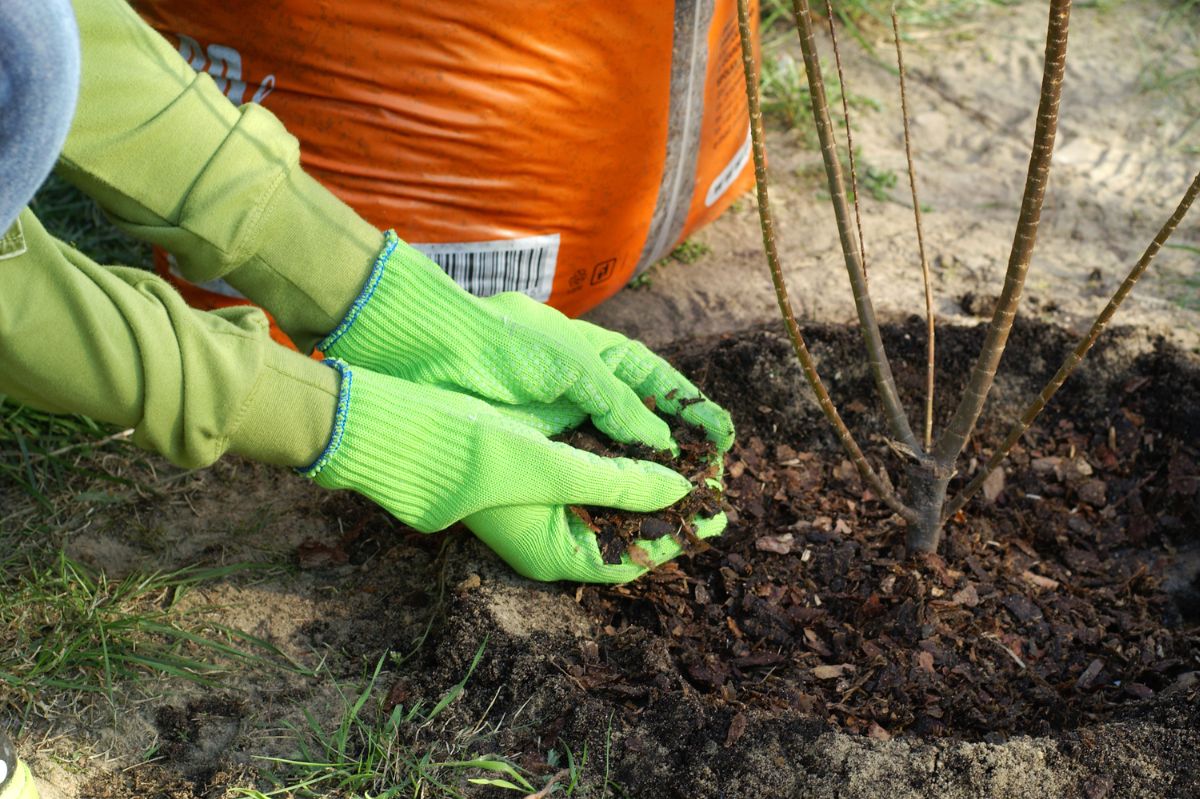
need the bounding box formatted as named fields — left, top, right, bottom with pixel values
left=567, top=318, right=1199, bottom=739
left=562, top=408, right=722, bottom=565
left=544, top=316, right=1200, bottom=734
left=396, top=319, right=1199, bottom=797
left=85, top=319, right=1198, bottom=799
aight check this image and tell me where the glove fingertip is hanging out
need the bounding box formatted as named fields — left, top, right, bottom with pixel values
left=613, top=409, right=675, bottom=453
left=693, top=510, right=728, bottom=541
left=641, top=460, right=693, bottom=493
left=681, top=402, right=736, bottom=452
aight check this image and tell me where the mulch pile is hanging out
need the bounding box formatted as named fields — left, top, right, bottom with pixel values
left=565, top=326, right=1199, bottom=740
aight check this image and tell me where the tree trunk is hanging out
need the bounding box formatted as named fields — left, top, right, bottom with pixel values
left=904, top=461, right=953, bottom=553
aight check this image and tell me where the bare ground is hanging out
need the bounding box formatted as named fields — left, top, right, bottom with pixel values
left=587, top=0, right=1200, bottom=351
left=10, top=1, right=1200, bottom=797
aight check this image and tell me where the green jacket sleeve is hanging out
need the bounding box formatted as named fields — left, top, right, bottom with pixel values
left=0, top=209, right=338, bottom=469
left=60, top=0, right=383, bottom=354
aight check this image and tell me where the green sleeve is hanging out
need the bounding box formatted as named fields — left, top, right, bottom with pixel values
left=0, top=209, right=339, bottom=469
left=59, top=0, right=383, bottom=354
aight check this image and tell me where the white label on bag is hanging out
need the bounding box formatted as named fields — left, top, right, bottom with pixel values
left=705, top=124, right=752, bottom=208
left=413, top=233, right=560, bottom=302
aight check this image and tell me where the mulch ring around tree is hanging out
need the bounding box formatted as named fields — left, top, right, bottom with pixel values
left=272, top=319, right=1198, bottom=798
left=561, top=319, right=1199, bottom=742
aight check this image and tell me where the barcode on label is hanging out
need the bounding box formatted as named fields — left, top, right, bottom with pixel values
left=413, top=233, right=560, bottom=302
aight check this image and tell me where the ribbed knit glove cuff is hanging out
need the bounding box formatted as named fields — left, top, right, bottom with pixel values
left=298, top=358, right=450, bottom=529
left=317, top=231, right=468, bottom=373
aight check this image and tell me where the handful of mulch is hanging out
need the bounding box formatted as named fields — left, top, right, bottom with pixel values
left=561, top=397, right=725, bottom=566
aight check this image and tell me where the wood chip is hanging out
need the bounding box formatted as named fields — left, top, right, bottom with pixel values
left=982, top=467, right=1006, bottom=502
left=1076, top=658, right=1105, bottom=690
left=812, top=664, right=854, bottom=680
left=627, top=544, right=655, bottom=568
left=755, top=533, right=794, bottom=554
left=951, top=582, right=980, bottom=607
left=724, top=712, right=748, bottom=747
left=297, top=539, right=349, bottom=569
left=1021, top=570, right=1061, bottom=591
left=866, top=722, right=892, bottom=741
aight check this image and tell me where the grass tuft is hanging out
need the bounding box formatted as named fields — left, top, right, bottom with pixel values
left=0, top=552, right=294, bottom=721
left=244, top=641, right=618, bottom=798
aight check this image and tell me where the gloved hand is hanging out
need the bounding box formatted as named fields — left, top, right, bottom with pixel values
left=319, top=232, right=734, bottom=455
left=301, top=360, right=696, bottom=580
left=465, top=502, right=727, bottom=584
left=472, top=397, right=727, bottom=583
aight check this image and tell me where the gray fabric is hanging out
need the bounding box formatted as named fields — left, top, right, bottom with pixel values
left=0, top=0, right=80, bottom=231
left=634, top=0, right=713, bottom=274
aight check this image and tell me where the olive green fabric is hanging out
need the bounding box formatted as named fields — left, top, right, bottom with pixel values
left=62, top=0, right=382, bottom=355
left=0, top=0, right=376, bottom=468
left=0, top=0, right=735, bottom=585
left=1, top=209, right=338, bottom=468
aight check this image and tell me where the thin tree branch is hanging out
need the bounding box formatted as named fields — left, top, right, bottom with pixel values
left=943, top=168, right=1200, bottom=520
left=891, top=8, right=937, bottom=453
left=790, top=0, right=921, bottom=454
left=737, top=0, right=917, bottom=524
left=933, top=0, right=1072, bottom=464
left=824, top=0, right=870, bottom=282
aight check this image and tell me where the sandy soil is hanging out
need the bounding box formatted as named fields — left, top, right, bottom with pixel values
left=13, top=1, right=1200, bottom=797
left=586, top=0, right=1200, bottom=351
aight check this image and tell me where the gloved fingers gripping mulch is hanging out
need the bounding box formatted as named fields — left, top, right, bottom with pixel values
left=562, top=396, right=725, bottom=566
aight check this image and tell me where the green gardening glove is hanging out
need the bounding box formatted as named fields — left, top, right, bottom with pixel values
left=465, top=503, right=727, bottom=584
left=472, top=400, right=727, bottom=583
left=320, top=232, right=734, bottom=455
left=301, top=361, right=692, bottom=580
left=487, top=292, right=735, bottom=452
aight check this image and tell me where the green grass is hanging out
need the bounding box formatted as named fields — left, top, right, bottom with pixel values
left=1156, top=239, right=1200, bottom=311
left=1135, top=1, right=1200, bottom=147
left=759, top=48, right=880, bottom=135
left=861, top=163, right=899, bottom=201
left=240, top=642, right=616, bottom=798
left=0, top=552, right=294, bottom=720
left=2, top=169, right=294, bottom=726
left=631, top=239, right=715, bottom=290
left=761, top=0, right=1018, bottom=64
left=665, top=239, right=712, bottom=265
left=757, top=0, right=1024, bottom=138
left=0, top=402, right=134, bottom=510
left=30, top=174, right=152, bottom=268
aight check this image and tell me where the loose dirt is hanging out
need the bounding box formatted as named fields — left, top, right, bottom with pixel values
left=562, top=410, right=721, bottom=565
left=13, top=2, right=1200, bottom=797
left=37, top=320, right=1199, bottom=799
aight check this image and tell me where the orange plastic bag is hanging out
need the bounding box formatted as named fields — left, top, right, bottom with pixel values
left=137, top=1, right=759, bottom=323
